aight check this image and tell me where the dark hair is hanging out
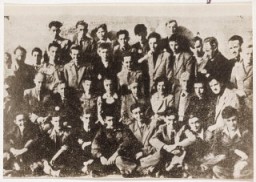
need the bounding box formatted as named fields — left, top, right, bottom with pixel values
left=48, top=21, right=62, bottom=29
left=204, top=37, right=218, bottom=48
left=130, top=103, right=144, bottom=113
left=148, top=32, right=161, bottom=41
left=165, top=107, right=178, bottom=118
left=96, top=24, right=107, bottom=32
left=194, top=73, right=206, bottom=85
left=97, top=42, right=111, bottom=51
left=31, top=47, right=42, bottom=56
left=222, top=106, right=238, bottom=119
left=168, top=34, right=184, bottom=45
left=207, top=75, right=220, bottom=84
left=191, top=36, right=203, bottom=48
left=153, top=76, right=169, bottom=94
left=116, top=29, right=129, bottom=39
left=48, top=42, right=61, bottom=51
left=76, top=20, right=88, bottom=29
left=228, top=35, right=243, bottom=45
left=122, top=51, right=133, bottom=60
left=70, top=44, right=81, bottom=52
left=14, top=46, right=27, bottom=55
left=134, top=24, right=147, bottom=35
left=165, top=19, right=178, bottom=26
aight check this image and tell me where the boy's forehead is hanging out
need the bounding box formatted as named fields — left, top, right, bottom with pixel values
left=16, top=114, right=25, bottom=120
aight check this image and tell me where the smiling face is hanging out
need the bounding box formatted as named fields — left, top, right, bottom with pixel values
left=188, top=117, right=201, bottom=133
left=98, top=48, right=110, bottom=62
left=164, top=114, right=176, bottom=127
left=70, top=49, right=81, bottom=64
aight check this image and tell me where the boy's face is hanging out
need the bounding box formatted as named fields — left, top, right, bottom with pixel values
left=82, top=80, right=92, bottom=93
left=180, top=77, right=189, bottom=91
left=123, top=56, right=133, bottom=70
left=77, top=24, right=87, bottom=38
left=228, top=40, right=241, bottom=59
left=132, top=107, right=144, bottom=122
left=58, top=83, right=67, bottom=98
left=34, top=75, right=45, bottom=91
left=48, top=46, right=59, bottom=60
left=166, top=21, right=177, bottom=36
left=165, top=114, right=176, bottom=127
left=189, top=117, right=201, bottom=133
left=204, top=42, right=216, bottom=60
left=118, top=34, right=129, bottom=47
left=49, top=26, right=60, bottom=39
left=51, top=116, right=61, bottom=129
left=194, top=82, right=204, bottom=99
left=243, top=46, right=253, bottom=66
left=194, top=40, right=203, bottom=56
left=225, top=116, right=238, bottom=131
left=169, top=41, right=180, bottom=54
left=15, top=114, right=26, bottom=127
left=15, top=49, right=26, bottom=64
left=148, top=37, right=158, bottom=52
left=129, top=82, right=139, bottom=96
left=98, top=48, right=110, bottom=61
left=136, top=32, right=147, bottom=42
left=82, top=113, right=92, bottom=130
left=105, top=116, right=114, bottom=129
left=96, top=27, right=106, bottom=40
left=103, top=79, right=113, bottom=93
left=70, top=49, right=81, bottom=64
left=32, top=51, right=42, bottom=64
left=209, top=79, right=221, bottom=95
left=157, top=81, right=165, bottom=95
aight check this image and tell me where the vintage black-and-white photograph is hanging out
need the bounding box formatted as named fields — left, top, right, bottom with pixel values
left=3, top=2, right=253, bottom=179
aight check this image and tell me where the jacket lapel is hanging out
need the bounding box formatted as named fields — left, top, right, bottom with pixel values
left=77, top=66, right=85, bottom=85
left=174, top=53, right=183, bottom=76
left=154, top=53, right=163, bottom=74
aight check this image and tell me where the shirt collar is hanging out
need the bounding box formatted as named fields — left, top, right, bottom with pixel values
left=222, top=126, right=241, bottom=138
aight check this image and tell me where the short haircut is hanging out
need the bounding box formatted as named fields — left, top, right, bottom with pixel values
left=49, top=21, right=62, bottom=29
left=222, top=106, right=238, bottom=119
left=165, top=107, right=178, bottom=117
left=102, top=112, right=114, bottom=120
left=48, top=42, right=61, bottom=51
left=228, top=35, right=243, bottom=45
left=130, top=103, right=144, bottom=113
left=194, top=73, right=206, bottom=85
left=97, top=42, right=111, bottom=50
left=134, top=24, right=147, bottom=35
left=96, top=24, right=107, bottom=32
left=76, top=20, right=88, bottom=29
left=204, top=37, right=218, bottom=48
left=31, top=47, right=42, bottom=55
left=70, top=44, right=81, bottom=52
left=116, top=29, right=129, bottom=38
left=154, top=76, right=168, bottom=86
left=165, top=19, right=178, bottom=26
left=57, top=79, right=67, bottom=87
left=193, top=36, right=203, bottom=44
left=148, top=32, right=161, bottom=41
left=207, top=75, right=220, bottom=84
left=122, top=51, right=133, bottom=60
left=168, top=34, right=183, bottom=45
left=14, top=46, right=27, bottom=55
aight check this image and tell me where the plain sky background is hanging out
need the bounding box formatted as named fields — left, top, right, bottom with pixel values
left=4, top=3, right=252, bottom=64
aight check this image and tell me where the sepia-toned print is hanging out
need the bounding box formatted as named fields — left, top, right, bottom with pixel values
left=3, top=3, right=253, bottom=179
